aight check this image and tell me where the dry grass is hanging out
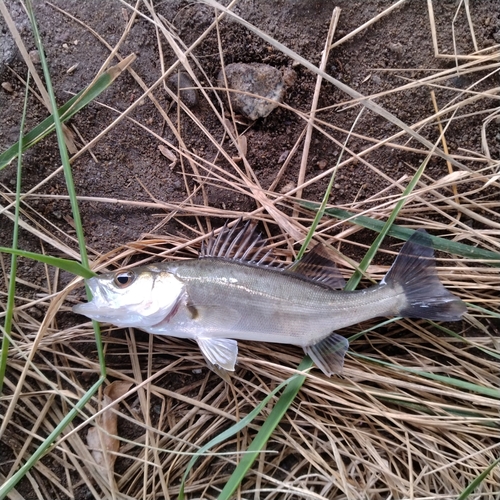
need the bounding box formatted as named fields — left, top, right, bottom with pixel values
left=1, top=1, right=500, bottom=499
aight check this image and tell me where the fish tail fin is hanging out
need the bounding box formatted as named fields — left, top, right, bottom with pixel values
left=383, top=230, right=466, bottom=321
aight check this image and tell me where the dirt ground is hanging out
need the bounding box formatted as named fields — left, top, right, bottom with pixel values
left=1, top=0, right=498, bottom=258
left=1, top=1, right=499, bottom=498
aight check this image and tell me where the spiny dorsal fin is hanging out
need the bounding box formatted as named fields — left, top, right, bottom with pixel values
left=200, top=220, right=280, bottom=266
left=285, top=244, right=346, bottom=290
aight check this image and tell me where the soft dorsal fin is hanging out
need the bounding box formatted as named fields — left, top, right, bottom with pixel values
left=285, top=244, right=346, bottom=289
left=200, top=220, right=280, bottom=266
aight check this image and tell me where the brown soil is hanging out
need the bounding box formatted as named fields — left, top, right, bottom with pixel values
left=1, top=1, right=499, bottom=499
left=1, top=0, right=498, bottom=260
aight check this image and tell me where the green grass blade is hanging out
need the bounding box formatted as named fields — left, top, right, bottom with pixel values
left=297, top=108, right=365, bottom=259
left=430, top=321, right=500, bottom=361
left=467, top=303, right=500, bottom=319
left=458, top=458, right=500, bottom=500
left=26, top=0, right=91, bottom=284
left=216, top=358, right=311, bottom=500
left=178, top=371, right=304, bottom=500
left=0, top=247, right=95, bottom=278
left=345, top=155, right=428, bottom=290
left=0, top=376, right=105, bottom=498
left=347, top=317, right=401, bottom=343
left=0, top=5, right=107, bottom=498
left=25, top=1, right=109, bottom=377
left=352, top=352, right=500, bottom=399
left=0, top=57, right=136, bottom=170
left=0, top=72, right=30, bottom=394
left=300, top=202, right=500, bottom=266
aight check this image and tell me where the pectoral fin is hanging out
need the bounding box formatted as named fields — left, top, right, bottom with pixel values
left=304, top=333, right=349, bottom=377
left=197, top=336, right=238, bottom=372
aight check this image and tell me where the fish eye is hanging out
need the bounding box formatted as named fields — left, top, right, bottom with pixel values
left=113, top=271, right=136, bottom=288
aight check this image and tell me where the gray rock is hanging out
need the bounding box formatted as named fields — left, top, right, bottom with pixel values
left=218, top=63, right=293, bottom=120
left=0, top=2, right=30, bottom=76
left=166, top=71, right=199, bottom=108
left=0, top=17, right=17, bottom=76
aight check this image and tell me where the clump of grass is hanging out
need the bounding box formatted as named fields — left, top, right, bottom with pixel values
left=1, top=1, right=499, bottom=499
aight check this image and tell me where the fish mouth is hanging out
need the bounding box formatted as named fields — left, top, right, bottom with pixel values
left=72, top=300, right=109, bottom=317
left=72, top=277, right=112, bottom=318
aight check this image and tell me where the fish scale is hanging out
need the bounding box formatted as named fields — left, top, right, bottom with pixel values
left=168, top=258, right=400, bottom=341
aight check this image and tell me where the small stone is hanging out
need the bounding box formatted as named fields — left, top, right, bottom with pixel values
left=29, top=306, right=43, bottom=320
left=282, top=68, right=297, bottom=87
left=1, top=82, right=14, bottom=92
left=317, top=159, right=327, bottom=170
left=29, top=49, right=40, bottom=64
left=166, top=71, right=199, bottom=108
left=388, top=42, right=403, bottom=55
left=280, top=181, right=295, bottom=194
left=218, top=63, right=292, bottom=120
left=278, top=150, right=289, bottom=163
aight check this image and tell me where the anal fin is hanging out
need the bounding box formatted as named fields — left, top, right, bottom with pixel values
left=197, top=337, right=238, bottom=372
left=204, top=360, right=233, bottom=383
left=304, top=333, right=349, bottom=377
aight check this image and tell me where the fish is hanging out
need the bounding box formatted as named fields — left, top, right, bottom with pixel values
left=73, top=222, right=466, bottom=377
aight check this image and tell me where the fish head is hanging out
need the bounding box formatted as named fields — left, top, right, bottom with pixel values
left=73, top=265, right=184, bottom=328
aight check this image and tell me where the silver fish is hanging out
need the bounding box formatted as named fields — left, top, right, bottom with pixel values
left=73, top=223, right=466, bottom=377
